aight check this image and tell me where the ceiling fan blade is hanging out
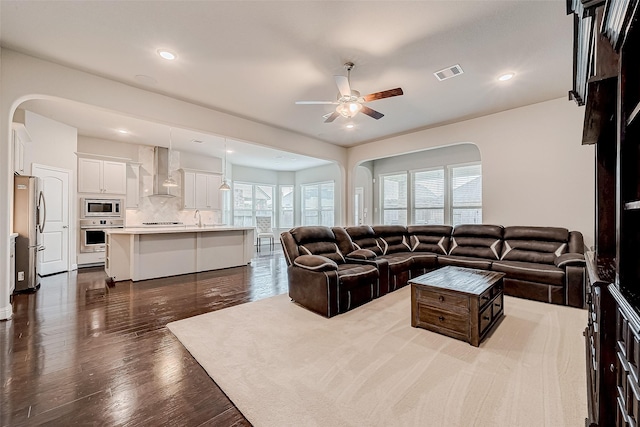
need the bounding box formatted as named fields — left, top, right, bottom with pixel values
left=362, top=88, right=404, bottom=102
left=361, top=105, right=384, bottom=120
left=324, top=112, right=340, bottom=123
left=295, top=101, right=339, bottom=105
left=334, top=75, right=351, bottom=98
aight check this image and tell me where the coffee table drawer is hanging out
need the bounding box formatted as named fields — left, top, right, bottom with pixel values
left=416, top=303, right=469, bottom=335
left=415, top=287, right=468, bottom=311
left=480, top=304, right=493, bottom=334
left=492, top=294, right=504, bottom=318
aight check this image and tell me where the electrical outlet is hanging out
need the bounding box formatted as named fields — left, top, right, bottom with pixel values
left=18, top=271, right=24, bottom=281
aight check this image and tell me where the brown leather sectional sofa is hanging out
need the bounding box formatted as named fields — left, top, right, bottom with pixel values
left=280, top=224, right=586, bottom=318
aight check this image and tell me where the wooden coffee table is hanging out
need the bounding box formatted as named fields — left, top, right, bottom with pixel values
left=410, top=266, right=505, bottom=347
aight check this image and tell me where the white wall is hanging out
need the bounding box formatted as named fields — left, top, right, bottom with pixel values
left=77, top=136, right=139, bottom=162
left=348, top=98, right=594, bottom=246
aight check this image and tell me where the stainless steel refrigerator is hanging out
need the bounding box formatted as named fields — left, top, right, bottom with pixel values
left=13, top=175, right=46, bottom=292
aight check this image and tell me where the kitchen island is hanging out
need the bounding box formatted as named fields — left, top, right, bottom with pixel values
left=105, top=226, right=255, bottom=282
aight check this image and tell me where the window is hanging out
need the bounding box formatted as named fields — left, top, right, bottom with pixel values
left=232, top=182, right=275, bottom=227
left=380, top=162, right=482, bottom=226
left=413, top=168, right=444, bottom=224
left=301, top=182, right=334, bottom=226
left=381, top=173, right=408, bottom=225
left=279, top=185, right=294, bottom=229
left=451, top=164, right=482, bottom=225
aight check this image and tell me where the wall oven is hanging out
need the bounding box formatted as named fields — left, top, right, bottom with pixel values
left=79, top=219, right=124, bottom=253
left=81, top=198, right=123, bottom=218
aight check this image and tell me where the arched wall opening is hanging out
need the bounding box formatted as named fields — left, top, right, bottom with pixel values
left=351, top=143, right=481, bottom=226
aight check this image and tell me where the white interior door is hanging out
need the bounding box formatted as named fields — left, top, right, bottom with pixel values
left=32, top=164, right=70, bottom=276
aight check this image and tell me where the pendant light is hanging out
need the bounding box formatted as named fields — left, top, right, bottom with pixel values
left=162, top=127, right=178, bottom=188
left=219, top=138, right=231, bottom=191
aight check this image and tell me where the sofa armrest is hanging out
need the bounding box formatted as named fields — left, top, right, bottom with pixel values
left=293, top=255, right=338, bottom=272
left=288, top=265, right=340, bottom=317
left=346, top=249, right=377, bottom=260
left=554, top=253, right=586, bottom=268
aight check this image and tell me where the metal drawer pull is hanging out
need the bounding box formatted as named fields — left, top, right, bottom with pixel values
left=481, top=295, right=489, bottom=300
left=483, top=315, right=491, bottom=321
left=494, top=303, right=501, bottom=308
left=438, top=316, right=445, bottom=322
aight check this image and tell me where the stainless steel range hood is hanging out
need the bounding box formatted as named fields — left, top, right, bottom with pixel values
left=152, top=146, right=176, bottom=197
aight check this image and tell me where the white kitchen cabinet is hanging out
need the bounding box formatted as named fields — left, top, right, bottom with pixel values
left=125, top=163, right=141, bottom=209
left=181, top=169, right=221, bottom=210
left=182, top=170, right=197, bottom=209
left=78, top=157, right=126, bottom=194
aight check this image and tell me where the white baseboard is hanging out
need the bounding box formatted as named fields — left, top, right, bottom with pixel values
left=0, top=303, right=12, bottom=321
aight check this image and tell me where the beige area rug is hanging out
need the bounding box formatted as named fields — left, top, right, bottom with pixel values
left=167, top=287, right=587, bottom=427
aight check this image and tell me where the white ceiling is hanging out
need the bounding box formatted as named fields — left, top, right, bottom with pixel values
left=0, top=1, right=573, bottom=169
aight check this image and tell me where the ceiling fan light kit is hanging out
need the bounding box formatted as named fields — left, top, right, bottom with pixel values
left=296, top=62, right=403, bottom=123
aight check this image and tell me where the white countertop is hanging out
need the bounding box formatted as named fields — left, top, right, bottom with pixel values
left=107, top=225, right=255, bottom=235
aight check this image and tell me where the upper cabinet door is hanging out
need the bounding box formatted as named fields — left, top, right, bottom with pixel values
left=78, top=158, right=103, bottom=193
left=78, top=158, right=127, bottom=194
left=125, top=163, right=140, bottom=209
left=182, top=170, right=196, bottom=209
left=102, top=161, right=126, bottom=194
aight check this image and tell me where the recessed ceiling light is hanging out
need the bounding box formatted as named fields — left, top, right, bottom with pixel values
left=498, top=73, right=515, bottom=82
left=345, top=124, right=354, bottom=129
left=117, top=129, right=129, bottom=134
left=226, top=149, right=234, bottom=153
left=157, top=49, right=177, bottom=61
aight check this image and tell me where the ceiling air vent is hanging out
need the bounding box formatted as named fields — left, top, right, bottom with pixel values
left=433, top=64, right=464, bottom=81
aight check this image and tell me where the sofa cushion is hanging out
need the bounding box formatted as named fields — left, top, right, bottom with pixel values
left=344, top=225, right=384, bottom=255
left=437, top=255, right=493, bottom=270
left=492, top=260, right=565, bottom=286
left=299, top=241, right=345, bottom=264
left=407, top=225, right=453, bottom=255
left=372, top=225, right=411, bottom=255
left=500, top=226, right=569, bottom=265
left=336, top=263, right=379, bottom=290
left=449, top=224, right=503, bottom=260
left=409, top=252, right=439, bottom=268
left=378, top=252, right=413, bottom=274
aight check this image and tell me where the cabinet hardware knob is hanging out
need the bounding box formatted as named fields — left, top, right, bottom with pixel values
left=438, top=296, right=444, bottom=302
left=610, top=364, right=616, bottom=373
left=438, top=316, right=445, bottom=321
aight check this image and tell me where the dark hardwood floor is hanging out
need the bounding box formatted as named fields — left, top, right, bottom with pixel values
left=1, top=246, right=288, bottom=426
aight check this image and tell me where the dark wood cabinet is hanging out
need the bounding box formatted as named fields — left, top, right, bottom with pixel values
left=570, top=0, right=640, bottom=425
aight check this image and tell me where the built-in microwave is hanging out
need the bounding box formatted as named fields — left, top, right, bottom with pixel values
left=81, top=198, right=123, bottom=218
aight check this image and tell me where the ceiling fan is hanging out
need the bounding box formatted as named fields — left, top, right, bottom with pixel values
left=296, top=62, right=403, bottom=123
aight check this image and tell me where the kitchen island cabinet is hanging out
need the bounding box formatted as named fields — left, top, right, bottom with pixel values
left=105, top=226, right=255, bottom=282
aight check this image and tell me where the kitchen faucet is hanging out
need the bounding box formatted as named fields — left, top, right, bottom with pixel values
left=194, top=209, right=202, bottom=227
